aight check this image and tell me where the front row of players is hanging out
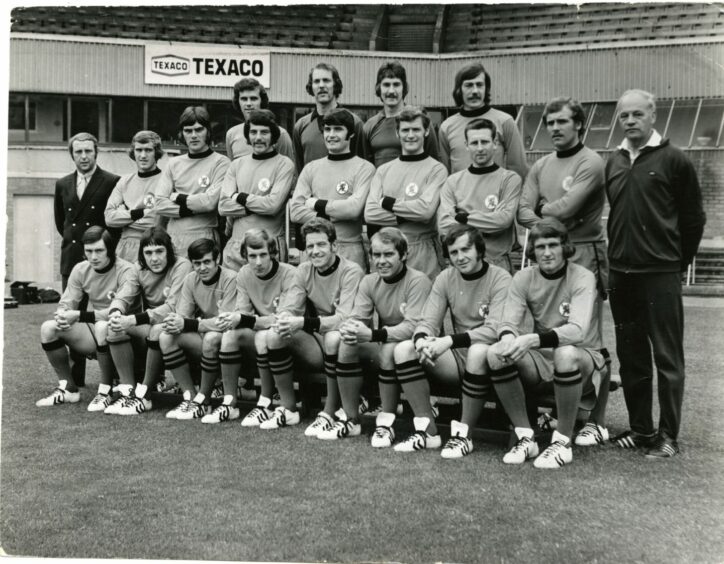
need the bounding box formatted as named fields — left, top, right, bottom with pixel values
left=37, top=217, right=607, bottom=468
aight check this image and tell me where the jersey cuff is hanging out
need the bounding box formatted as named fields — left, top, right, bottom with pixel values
left=183, top=318, right=200, bottom=332
left=79, top=311, right=96, bottom=323
left=314, top=199, right=328, bottom=216
left=129, top=208, right=145, bottom=221
left=381, top=197, right=396, bottom=212
left=134, top=312, right=150, bottom=326
left=236, top=314, right=256, bottom=329
left=450, top=333, right=471, bottom=349
left=455, top=212, right=469, bottom=224
left=303, top=316, right=321, bottom=333
left=236, top=192, right=249, bottom=206
left=371, top=328, right=388, bottom=343
left=176, top=195, right=192, bottom=217
left=498, top=330, right=516, bottom=341
left=534, top=201, right=545, bottom=218
left=413, top=332, right=429, bottom=345
left=537, top=330, right=559, bottom=348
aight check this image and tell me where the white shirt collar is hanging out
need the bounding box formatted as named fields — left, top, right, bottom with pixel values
left=618, top=130, right=662, bottom=162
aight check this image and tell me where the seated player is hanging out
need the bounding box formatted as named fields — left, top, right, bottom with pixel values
left=312, top=227, right=431, bottom=442
left=212, top=229, right=296, bottom=425
left=364, top=107, right=448, bottom=280
left=392, top=224, right=511, bottom=453
left=261, top=218, right=364, bottom=429
left=290, top=109, right=375, bottom=271
left=37, top=227, right=135, bottom=410
left=100, top=227, right=192, bottom=414
left=438, top=118, right=522, bottom=273
left=486, top=218, right=608, bottom=469
left=104, top=130, right=164, bottom=262
left=218, top=109, right=296, bottom=271
left=159, top=238, right=237, bottom=420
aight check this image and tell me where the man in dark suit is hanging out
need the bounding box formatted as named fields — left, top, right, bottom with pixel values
left=54, top=132, right=120, bottom=385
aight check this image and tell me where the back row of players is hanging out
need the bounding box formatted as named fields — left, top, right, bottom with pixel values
left=40, top=61, right=617, bottom=468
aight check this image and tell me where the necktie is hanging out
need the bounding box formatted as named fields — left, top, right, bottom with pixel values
left=77, top=174, right=87, bottom=200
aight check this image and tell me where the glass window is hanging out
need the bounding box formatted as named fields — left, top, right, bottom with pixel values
left=206, top=101, right=235, bottom=148
left=522, top=105, right=544, bottom=150
left=8, top=94, right=35, bottom=130
left=693, top=99, right=724, bottom=147
left=585, top=102, right=616, bottom=149
left=147, top=100, right=191, bottom=146
left=664, top=99, right=699, bottom=148
left=111, top=98, right=144, bottom=143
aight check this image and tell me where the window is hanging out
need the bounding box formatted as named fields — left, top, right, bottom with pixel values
left=664, top=99, right=699, bottom=148
left=68, top=99, right=101, bottom=139
left=111, top=98, right=145, bottom=143
left=8, top=95, right=35, bottom=130
left=521, top=105, right=544, bottom=150
left=692, top=99, right=724, bottom=147
left=585, top=102, right=616, bottom=149
left=147, top=100, right=191, bottom=146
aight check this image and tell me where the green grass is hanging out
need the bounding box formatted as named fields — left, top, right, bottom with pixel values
left=2, top=302, right=724, bottom=562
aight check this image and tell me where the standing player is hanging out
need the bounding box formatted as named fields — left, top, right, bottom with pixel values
left=438, top=62, right=527, bottom=179
left=606, top=89, right=705, bottom=459
left=362, top=61, right=439, bottom=168
left=212, top=229, right=296, bottom=425
left=54, top=132, right=120, bottom=386
left=290, top=109, right=375, bottom=271
left=391, top=225, right=511, bottom=453
left=219, top=109, right=296, bottom=270
left=438, top=119, right=522, bottom=273
left=37, top=227, right=135, bottom=410
left=102, top=227, right=192, bottom=414
left=155, top=106, right=230, bottom=256
left=260, top=218, right=364, bottom=430
left=486, top=218, right=607, bottom=469
left=226, top=77, right=295, bottom=162
left=365, top=107, right=448, bottom=279
left=159, top=238, right=237, bottom=420
left=292, top=62, right=366, bottom=171
left=312, top=227, right=431, bottom=441
left=517, top=97, right=611, bottom=445
left=105, top=130, right=164, bottom=262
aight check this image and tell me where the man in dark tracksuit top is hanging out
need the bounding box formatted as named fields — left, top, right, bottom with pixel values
left=606, top=89, right=705, bottom=459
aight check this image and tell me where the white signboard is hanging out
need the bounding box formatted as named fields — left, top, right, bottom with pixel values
left=145, top=44, right=270, bottom=88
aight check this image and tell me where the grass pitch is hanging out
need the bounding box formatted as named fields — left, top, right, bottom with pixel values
left=1, top=301, right=723, bottom=563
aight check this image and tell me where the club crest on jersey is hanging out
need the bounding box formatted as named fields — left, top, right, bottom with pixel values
left=399, top=302, right=407, bottom=315
left=478, top=303, right=489, bottom=320
left=484, top=194, right=499, bottom=210
left=163, top=286, right=171, bottom=298
left=336, top=180, right=351, bottom=195
left=143, top=194, right=155, bottom=208
left=404, top=182, right=419, bottom=197
left=258, top=178, right=271, bottom=193
left=562, top=176, right=574, bottom=192
left=559, top=301, right=571, bottom=319
left=106, top=290, right=116, bottom=300
left=198, top=175, right=211, bottom=189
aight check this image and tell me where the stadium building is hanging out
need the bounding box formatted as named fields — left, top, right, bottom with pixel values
left=7, top=3, right=724, bottom=287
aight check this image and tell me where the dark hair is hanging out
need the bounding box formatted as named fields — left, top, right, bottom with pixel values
left=395, top=106, right=431, bottom=132
left=443, top=224, right=485, bottom=258
left=370, top=227, right=408, bottom=260
left=82, top=226, right=116, bottom=262
left=138, top=226, right=176, bottom=271
left=232, top=78, right=269, bottom=114
left=187, top=238, right=220, bottom=261
left=68, top=132, right=98, bottom=157
left=542, top=96, right=587, bottom=138
left=243, top=109, right=281, bottom=145
left=452, top=62, right=491, bottom=107
left=375, top=61, right=409, bottom=100
left=241, top=228, right=278, bottom=260
left=526, top=217, right=575, bottom=261
left=305, top=62, right=343, bottom=98
left=177, top=106, right=212, bottom=145
left=128, top=130, right=164, bottom=162
left=464, top=118, right=497, bottom=143
left=302, top=217, right=337, bottom=245
left=322, top=108, right=355, bottom=138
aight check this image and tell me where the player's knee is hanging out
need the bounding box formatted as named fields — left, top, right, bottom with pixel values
left=158, top=331, right=177, bottom=352
left=202, top=331, right=223, bottom=355
left=466, top=343, right=489, bottom=371
left=266, top=329, right=284, bottom=350
left=378, top=342, right=396, bottom=370
left=254, top=330, right=269, bottom=353
left=148, top=324, right=164, bottom=340
left=553, top=345, right=580, bottom=370
left=486, top=344, right=507, bottom=370
left=40, top=319, right=59, bottom=342
left=323, top=330, right=341, bottom=355
left=221, top=329, right=239, bottom=351
left=105, top=329, right=127, bottom=343
left=393, top=340, right=416, bottom=364
left=94, top=321, right=109, bottom=345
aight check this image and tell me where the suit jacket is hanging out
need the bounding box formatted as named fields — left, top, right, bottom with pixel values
left=54, top=166, right=120, bottom=276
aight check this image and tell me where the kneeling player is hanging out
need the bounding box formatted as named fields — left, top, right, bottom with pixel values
left=262, top=218, right=364, bottom=429
left=487, top=218, right=608, bottom=469
left=37, top=227, right=135, bottom=410
left=213, top=229, right=296, bottom=425
left=392, top=225, right=511, bottom=453
left=317, top=227, right=431, bottom=442
left=102, top=227, right=192, bottom=414
left=159, top=238, right=237, bottom=419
